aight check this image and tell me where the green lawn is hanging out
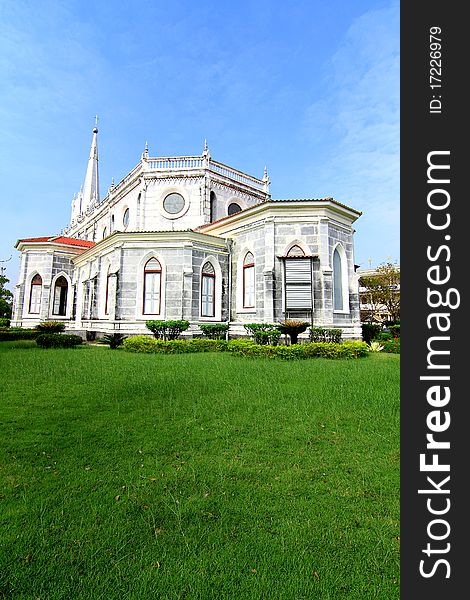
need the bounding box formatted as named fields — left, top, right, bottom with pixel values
left=0, top=343, right=400, bottom=599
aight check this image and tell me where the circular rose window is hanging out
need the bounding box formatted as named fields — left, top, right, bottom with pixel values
left=163, top=193, right=185, bottom=215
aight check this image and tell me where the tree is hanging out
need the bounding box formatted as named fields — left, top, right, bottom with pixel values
left=0, top=275, right=13, bottom=319
left=359, top=262, right=400, bottom=323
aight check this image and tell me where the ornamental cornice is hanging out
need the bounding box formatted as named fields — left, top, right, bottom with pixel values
left=147, top=175, right=204, bottom=187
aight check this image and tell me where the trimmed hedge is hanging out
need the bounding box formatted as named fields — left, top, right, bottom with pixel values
left=227, top=339, right=368, bottom=360
left=123, top=335, right=368, bottom=360
left=0, top=318, right=10, bottom=328
left=0, top=328, right=39, bottom=341
left=124, top=336, right=229, bottom=354
left=36, top=333, right=83, bottom=348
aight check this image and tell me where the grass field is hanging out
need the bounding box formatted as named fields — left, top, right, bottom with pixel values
left=0, top=342, right=400, bottom=599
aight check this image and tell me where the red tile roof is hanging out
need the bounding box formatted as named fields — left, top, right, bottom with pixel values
left=17, top=236, right=96, bottom=248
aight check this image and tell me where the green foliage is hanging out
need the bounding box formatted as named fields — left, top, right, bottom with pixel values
left=227, top=339, right=369, bottom=360
left=381, top=338, right=400, bottom=354
left=145, top=319, right=190, bottom=340
left=0, top=328, right=39, bottom=341
left=375, top=331, right=393, bottom=341
left=361, top=323, right=382, bottom=344
left=277, top=319, right=310, bottom=344
left=124, top=335, right=368, bottom=360
left=243, top=323, right=282, bottom=345
left=124, top=336, right=228, bottom=354
left=0, top=317, right=10, bottom=327
left=102, top=333, right=127, bottom=349
left=310, top=327, right=342, bottom=343
left=368, top=341, right=384, bottom=352
left=36, top=333, right=83, bottom=348
left=35, top=321, right=66, bottom=333
left=199, top=323, right=230, bottom=339
left=0, top=274, right=13, bottom=318
left=388, top=324, right=400, bottom=338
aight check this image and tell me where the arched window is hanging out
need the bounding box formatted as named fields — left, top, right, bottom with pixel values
left=210, top=191, right=217, bottom=222
left=228, top=202, right=242, bottom=216
left=104, top=272, right=112, bottom=316
left=110, top=215, right=115, bottom=232
left=29, top=274, right=42, bottom=314
left=243, top=252, right=255, bottom=308
left=102, top=227, right=107, bottom=239
left=52, top=276, right=68, bottom=316
left=333, top=246, right=347, bottom=311
left=123, top=208, right=130, bottom=229
left=143, top=258, right=162, bottom=315
left=201, top=262, right=215, bottom=317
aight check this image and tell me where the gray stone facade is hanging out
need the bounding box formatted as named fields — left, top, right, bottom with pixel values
left=12, top=132, right=362, bottom=339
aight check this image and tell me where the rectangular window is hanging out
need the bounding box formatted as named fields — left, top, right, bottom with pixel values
left=243, top=265, right=255, bottom=308
left=201, top=274, right=215, bottom=317
left=29, top=285, right=41, bottom=314
left=143, top=272, right=161, bottom=315
left=284, top=258, right=313, bottom=310
left=53, top=285, right=67, bottom=316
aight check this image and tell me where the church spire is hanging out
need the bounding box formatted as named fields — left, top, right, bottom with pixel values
left=80, top=120, right=100, bottom=213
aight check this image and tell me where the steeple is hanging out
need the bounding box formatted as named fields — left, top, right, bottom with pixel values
left=71, top=122, right=100, bottom=223
left=81, top=121, right=100, bottom=212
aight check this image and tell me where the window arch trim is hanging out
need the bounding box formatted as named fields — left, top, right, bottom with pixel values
left=50, top=272, right=71, bottom=318
left=28, top=273, right=43, bottom=314
left=332, top=243, right=349, bottom=313
left=242, top=252, right=255, bottom=309
left=143, top=257, right=162, bottom=316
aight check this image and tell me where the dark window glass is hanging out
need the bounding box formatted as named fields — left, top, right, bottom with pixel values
left=228, top=203, right=242, bottom=215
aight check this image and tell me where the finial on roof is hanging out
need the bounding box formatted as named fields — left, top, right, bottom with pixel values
left=263, top=166, right=270, bottom=196
left=93, top=114, right=98, bottom=133
left=142, top=141, right=149, bottom=161
left=203, top=139, right=209, bottom=156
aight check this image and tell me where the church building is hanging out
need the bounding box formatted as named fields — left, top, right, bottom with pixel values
left=12, top=126, right=363, bottom=339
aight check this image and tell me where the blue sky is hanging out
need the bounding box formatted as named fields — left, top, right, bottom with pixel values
left=0, top=0, right=399, bottom=290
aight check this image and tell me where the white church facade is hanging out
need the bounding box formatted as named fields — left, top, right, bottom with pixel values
left=12, top=127, right=363, bottom=339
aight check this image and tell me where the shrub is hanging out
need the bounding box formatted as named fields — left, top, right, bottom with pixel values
left=375, top=331, right=393, bottom=341
left=361, top=323, right=382, bottom=344
left=310, top=327, right=342, bottom=343
left=36, top=333, right=83, bottom=348
left=124, top=336, right=228, bottom=354
left=388, top=324, right=400, bottom=338
left=199, top=323, right=230, bottom=339
left=277, top=320, right=309, bottom=345
left=123, top=335, right=159, bottom=353
left=0, top=317, right=10, bottom=328
left=145, top=320, right=190, bottom=340
left=227, top=339, right=369, bottom=360
left=381, top=338, right=400, bottom=354
left=243, top=323, right=281, bottom=345
left=36, top=321, right=66, bottom=333
left=102, top=333, right=127, bottom=349
left=123, top=336, right=368, bottom=360
left=368, top=341, right=384, bottom=352
left=0, top=328, right=39, bottom=341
